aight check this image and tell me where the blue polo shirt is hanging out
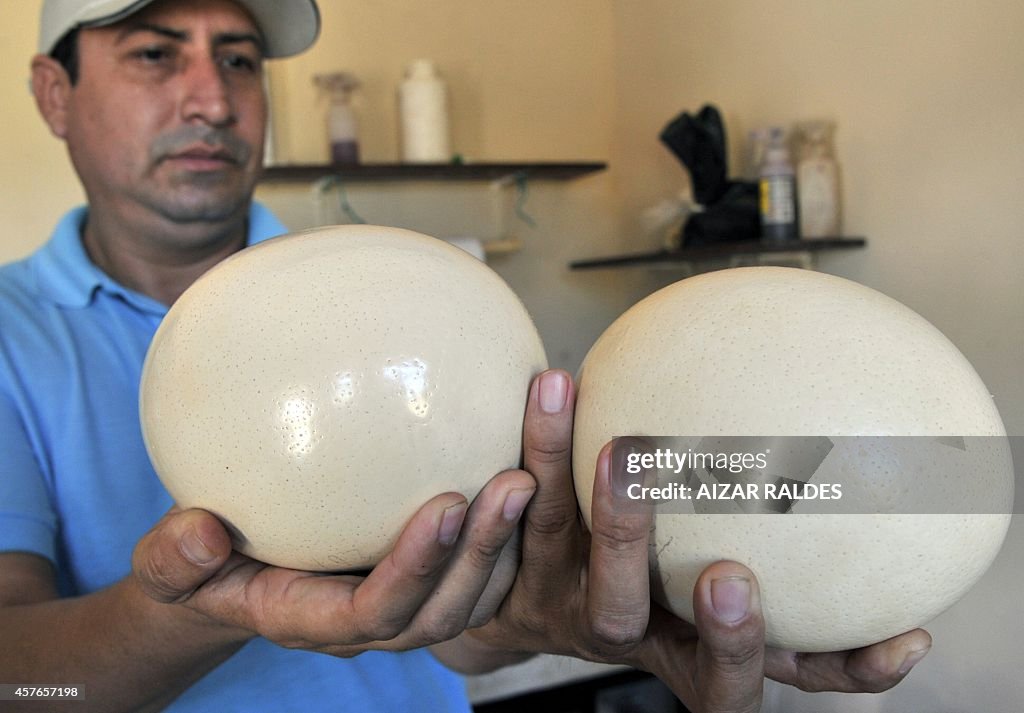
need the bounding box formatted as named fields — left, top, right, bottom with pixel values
left=0, top=205, right=470, bottom=712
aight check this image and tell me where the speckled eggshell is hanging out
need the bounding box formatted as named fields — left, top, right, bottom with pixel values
left=572, top=266, right=1012, bottom=652
left=140, top=225, right=547, bottom=571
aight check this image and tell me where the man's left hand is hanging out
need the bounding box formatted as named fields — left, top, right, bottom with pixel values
left=453, top=369, right=931, bottom=712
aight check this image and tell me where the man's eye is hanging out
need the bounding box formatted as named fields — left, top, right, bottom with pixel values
left=134, top=46, right=171, bottom=63
left=221, top=54, right=259, bottom=72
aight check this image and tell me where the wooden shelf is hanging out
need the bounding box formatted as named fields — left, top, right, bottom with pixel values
left=570, top=237, right=866, bottom=270
left=262, top=161, right=607, bottom=183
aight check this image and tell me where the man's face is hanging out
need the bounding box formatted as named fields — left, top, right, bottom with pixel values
left=63, top=0, right=267, bottom=226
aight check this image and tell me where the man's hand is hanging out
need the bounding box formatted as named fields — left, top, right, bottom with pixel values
left=132, top=467, right=536, bottom=657
left=463, top=369, right=932, bottom=713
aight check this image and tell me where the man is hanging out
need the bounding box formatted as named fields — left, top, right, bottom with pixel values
left=0, top=0, right=932, bottom=710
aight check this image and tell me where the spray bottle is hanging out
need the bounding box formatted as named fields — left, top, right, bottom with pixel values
left=314, top=72, right=361, bottom=165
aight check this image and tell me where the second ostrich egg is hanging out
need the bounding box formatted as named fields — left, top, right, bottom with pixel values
left=141, top=225, right=547, bottom=571
left=573, top=267, right=1012, bottom=652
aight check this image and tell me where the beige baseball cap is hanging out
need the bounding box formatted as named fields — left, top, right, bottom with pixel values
left=39, top=0, right=321, bottom=58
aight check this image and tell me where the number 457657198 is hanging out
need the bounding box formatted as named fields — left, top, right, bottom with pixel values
left=1, top=685, right=82, bottom=700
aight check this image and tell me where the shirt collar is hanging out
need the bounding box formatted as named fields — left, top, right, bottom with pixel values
left=31, top=203, right=288, bottom=313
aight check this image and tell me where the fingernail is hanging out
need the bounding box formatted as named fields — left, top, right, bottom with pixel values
left=711, top=576, right=751, bottom=624
left=438, top=502, right=468, bottom=546
left=182, top=527, right=216, bottom=565
left=503, top=488, right=536, bottom=521
left=611, top=438, right=651, bottom=498
left=539, top=371, right=568, bottom=414
left=898, top=646, right=930, bottom=675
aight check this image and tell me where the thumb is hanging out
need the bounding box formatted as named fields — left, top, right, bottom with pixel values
left=132, top=507, right=233, bottom=604
left=692, top=560, right=766, bottom=713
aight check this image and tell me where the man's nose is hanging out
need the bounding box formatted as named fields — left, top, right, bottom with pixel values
left=180, top=56, right=234, bottom=127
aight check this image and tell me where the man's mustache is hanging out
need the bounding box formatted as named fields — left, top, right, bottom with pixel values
left=151, top=126, right=252, bottom=164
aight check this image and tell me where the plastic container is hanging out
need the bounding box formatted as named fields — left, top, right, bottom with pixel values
left=758, top=127, right=798, bottom=241
left=399, top=60, right=451, bottom=163
left=796, top=121, right=841, bottom=239
left=314, top=72, right=361, bottom=165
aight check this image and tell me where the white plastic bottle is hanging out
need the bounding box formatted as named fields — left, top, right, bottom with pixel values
left=796, top=121, right=841, bottom=239
left=399, top=60, right=451, bottom=163
left=758, top=127, right=798, bottom=241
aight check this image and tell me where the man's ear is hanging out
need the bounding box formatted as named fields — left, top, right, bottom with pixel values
left=31, top=54, right=73, bottom=139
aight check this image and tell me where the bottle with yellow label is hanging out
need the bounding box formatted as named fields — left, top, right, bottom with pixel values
left=758, top=127, right=798, bottom=241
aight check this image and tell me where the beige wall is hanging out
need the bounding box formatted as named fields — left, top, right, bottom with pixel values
left=267, top=0, right=616, bottom=164
left=0, top=0, right=83, bottom=261
left=611, top=0, right=1024, bottom=435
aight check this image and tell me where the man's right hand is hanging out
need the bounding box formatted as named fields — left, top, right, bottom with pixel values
left=131, top=467, right=537, bottom=656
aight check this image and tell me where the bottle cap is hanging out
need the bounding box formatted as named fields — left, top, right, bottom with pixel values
left=407, top=59, right=438, bottom=79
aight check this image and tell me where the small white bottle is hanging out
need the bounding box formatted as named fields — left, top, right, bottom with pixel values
left=399, top=60, right=451, bottom=163
left=758, top=127, right=798, bottom=241
left=796, top=121, right=841, bottom=239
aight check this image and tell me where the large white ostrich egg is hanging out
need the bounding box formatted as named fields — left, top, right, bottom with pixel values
left=573, top=267, right=1013, bottom=652
left=141, top=225, right=547, bottom=571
